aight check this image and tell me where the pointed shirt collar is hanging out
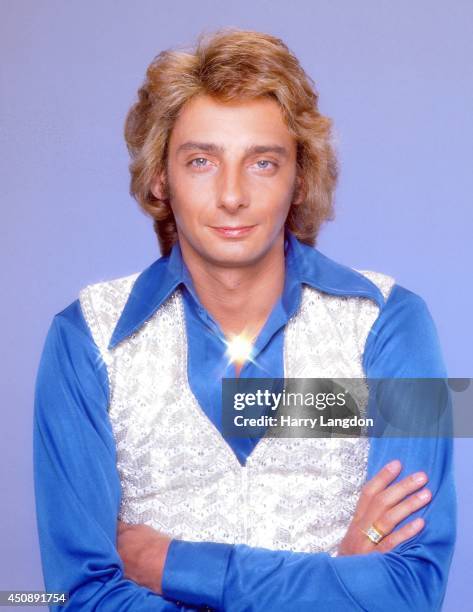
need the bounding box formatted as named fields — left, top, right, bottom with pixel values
left=108, top=231, right=385, bottom=349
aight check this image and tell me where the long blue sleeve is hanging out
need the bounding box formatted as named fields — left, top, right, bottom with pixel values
left=162, top=284, right=456, bottom=611
left=33, top=300, right=198, bottom=611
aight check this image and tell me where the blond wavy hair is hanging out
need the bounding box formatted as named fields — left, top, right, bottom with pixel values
left=124, top=28, right=338, bottom=256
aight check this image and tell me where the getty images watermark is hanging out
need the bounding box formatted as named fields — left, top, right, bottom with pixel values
left=222, top=378, right=472, bottom=438
left=232, top=387, right=363, bottom=430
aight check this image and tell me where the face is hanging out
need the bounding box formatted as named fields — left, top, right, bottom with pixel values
left=152, top=94, right=302, bottom=268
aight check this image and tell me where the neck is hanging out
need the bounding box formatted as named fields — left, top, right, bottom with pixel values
left=180, top=235, right=286, bottom=341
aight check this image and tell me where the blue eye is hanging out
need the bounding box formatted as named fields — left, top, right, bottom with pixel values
left=256, top=160, right=276, bottom=170
left=190, top=157, right=208, bottom=167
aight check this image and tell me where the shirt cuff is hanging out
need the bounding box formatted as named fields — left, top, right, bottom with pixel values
left=162, top=539, right=232, bottom=610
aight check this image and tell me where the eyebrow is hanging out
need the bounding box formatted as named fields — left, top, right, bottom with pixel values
left=176, top=141, right=290, bottom=158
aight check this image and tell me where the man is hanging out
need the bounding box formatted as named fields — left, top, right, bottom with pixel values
left=34, top=29, right=456, bottom=610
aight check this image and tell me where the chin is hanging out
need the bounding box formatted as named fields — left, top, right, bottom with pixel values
left=205, top=244, right=269, bottom=268
left=204, top=251, right=254, bottom=267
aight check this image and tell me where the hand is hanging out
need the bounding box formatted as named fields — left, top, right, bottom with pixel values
left=337, top=460, right=431, bottom=556
left=116, top=520, right=171, bottom=594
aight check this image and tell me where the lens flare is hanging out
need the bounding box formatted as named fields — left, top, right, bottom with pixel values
left=224, top=332, right=255, bottom=366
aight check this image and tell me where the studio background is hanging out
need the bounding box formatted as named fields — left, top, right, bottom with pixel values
left=1, top=1, right=471, bottom=609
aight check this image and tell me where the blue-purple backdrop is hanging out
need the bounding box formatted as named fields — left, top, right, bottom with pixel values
left=2, top=1, right=471, bottom=609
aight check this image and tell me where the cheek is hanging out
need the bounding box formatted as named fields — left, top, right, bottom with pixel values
left=261, top=191, right=294, bottom=219
left=256, top=173, right=296, bottom=205
left=170, top=190, right=210, bottom=230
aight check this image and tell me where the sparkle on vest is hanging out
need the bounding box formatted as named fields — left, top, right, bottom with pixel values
left=224, top=332, right=255, bottom=366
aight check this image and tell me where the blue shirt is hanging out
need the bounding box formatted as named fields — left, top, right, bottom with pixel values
left=33, top=231, right=456, bottom=611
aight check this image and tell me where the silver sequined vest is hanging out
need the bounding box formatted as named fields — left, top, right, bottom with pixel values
left=79, top=270, right=394, bottom=556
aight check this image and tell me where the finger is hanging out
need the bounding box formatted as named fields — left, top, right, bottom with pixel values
left=377, top=518, right=425, bottom=553
left=353, top=460, right=402, bottom=520
left=374, top=471, right=429, bottom=513
left=375, top=488, right=432, bottom=536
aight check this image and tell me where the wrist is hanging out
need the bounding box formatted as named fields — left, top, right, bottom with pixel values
left=148, top=535, right=172, bottom=594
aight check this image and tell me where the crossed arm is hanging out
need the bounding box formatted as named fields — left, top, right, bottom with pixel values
left=33, top=289, right=456, bottom=611
left=117, top=457, right=436, bottom=603
left=115, top=435, right=454, bottom=612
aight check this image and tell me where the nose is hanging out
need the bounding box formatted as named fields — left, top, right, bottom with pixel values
left=217, top=163, right=249, bottom=213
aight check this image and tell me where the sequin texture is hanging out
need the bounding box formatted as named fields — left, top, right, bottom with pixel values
left=79, top=268, right=395, bottom=556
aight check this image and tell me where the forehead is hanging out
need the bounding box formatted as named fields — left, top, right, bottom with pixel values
left=169, top=94, right=295, bottom=150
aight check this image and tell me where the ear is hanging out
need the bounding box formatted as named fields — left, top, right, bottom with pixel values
left=150, top=169, right=167, bottom=200
left=292, top=175, right=305, bottom=206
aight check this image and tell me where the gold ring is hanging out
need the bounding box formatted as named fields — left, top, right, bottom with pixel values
left=360, top=523, right=385, bottom=544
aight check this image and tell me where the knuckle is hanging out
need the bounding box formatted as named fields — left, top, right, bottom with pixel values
left=397, top=476, right=419, bottom=497
left=408, top=496, right=422, bottom=512
left=374, top=491, right=388, bottom=510
left=380, top=511, right=393, bottom=531
left=388, top=532, right=403, bottom=549
left=362, top=482, right=375, bottom=498
left=400, top=478, right=414, bottom=493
